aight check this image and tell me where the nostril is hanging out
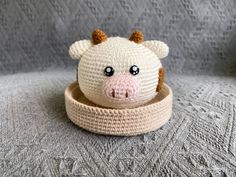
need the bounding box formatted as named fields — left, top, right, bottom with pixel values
left=112, top=89, right=115, bottom=98
left=125, top=91, right=129, bottom=98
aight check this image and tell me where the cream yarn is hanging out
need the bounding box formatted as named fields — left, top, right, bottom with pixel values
left=65, top=82, right=173, bottom=136
left=66, top=30, right=172, bottom=135
left=69, top=36, right=169, bottom=109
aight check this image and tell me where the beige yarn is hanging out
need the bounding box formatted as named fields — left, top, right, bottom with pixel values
left=69, top=37, right=169, bottom=108
left=65, top=82, right=173, bottom=136
left=69, top=40, right=92, bottom=59
left=143, top=41, right=169, bottom=59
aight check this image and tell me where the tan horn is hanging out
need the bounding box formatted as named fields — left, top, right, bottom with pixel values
left=129, top=30, right=144, bottom=44
left=92, top=29, right=108, bottom=44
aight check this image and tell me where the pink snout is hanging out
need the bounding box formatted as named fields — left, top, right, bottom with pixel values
left=102, top=74, right=140, bottom=102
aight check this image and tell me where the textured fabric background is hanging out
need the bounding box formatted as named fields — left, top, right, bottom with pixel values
left=0, top=1, right=236, bottom=176
left=1, top=71, right=236, bottom=176
left=0, top=0, right=235, bottom=75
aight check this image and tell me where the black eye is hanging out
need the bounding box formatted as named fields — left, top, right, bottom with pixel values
left=104, top=66, right=114, bottom=77
left=129, top=65, right=139, bottom=75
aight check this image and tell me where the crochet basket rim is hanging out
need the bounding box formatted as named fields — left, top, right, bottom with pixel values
left=65, top=82, right=173, bottom=136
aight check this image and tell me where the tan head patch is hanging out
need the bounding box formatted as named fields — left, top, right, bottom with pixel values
left=156, top=67, right=165, bottom=92
left=92, top=29, right=108, bottom=44
left=76, top=66, right=78, bottom=82
left=129, top=30, right=144, bottom=44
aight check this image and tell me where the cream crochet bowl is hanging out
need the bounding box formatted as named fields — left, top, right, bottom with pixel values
left=65, top=82, right=173, bottom=136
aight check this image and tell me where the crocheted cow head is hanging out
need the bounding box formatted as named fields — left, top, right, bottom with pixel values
left=69, top=29, right=169, bottom=109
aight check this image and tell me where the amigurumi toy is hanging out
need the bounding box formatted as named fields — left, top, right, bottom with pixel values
left=69, top=29, right=169, bottom=109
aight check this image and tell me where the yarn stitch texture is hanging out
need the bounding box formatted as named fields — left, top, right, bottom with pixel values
left=69, top=31, right=169, bottom=109
left=65, top=82, right=173, bottom=136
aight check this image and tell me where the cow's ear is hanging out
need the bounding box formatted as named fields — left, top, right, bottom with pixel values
left=69, top=40, right=93, bottom=60
left=143, top=40, right=169, bottom=59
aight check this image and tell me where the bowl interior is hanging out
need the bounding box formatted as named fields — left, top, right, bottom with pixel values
left=70, top=82, right=170, bottom=109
